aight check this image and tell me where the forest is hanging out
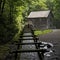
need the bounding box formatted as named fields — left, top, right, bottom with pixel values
left=0, top=0, right=60, bottom=43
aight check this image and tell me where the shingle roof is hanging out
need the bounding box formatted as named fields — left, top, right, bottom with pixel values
left=27, top=10, right=50, bottom=18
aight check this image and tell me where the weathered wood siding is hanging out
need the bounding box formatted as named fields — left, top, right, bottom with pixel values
left=28, top=18, right=48, bottom=30
left=27, top=13, right=53, bottom=30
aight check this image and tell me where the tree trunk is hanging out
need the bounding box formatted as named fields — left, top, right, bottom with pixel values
left=0, top=0, right=2, bottom=9
left=9, top=0, right=14, bottom=22
left=1, top=0, right=6, bottom=15
left=0, top=0, right=2, bottom=16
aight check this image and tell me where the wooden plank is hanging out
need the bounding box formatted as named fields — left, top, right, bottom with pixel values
left=15, top=42, right=42, bottom=45
left=20, top=35, right=34, bottom=37
left=11, top=49, right=49, bottom=53
left=19, top=37, right=39, bottom=40
left=19, top=38, right=34, bottom=40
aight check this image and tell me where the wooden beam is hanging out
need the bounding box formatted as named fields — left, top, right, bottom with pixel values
left=16, top=42, right=42, bottom=45
left=19, top=38, right=35, bottom=40
left=11, top=49, right=49, bottom=53
left=20, top=35, right=34, bottom=37
left=19, top=37, right=39, bottom=40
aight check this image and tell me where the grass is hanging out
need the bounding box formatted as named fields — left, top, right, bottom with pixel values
left=34, top=29, right=52, bottom=36
left=0, top=43, right=10, bottom=60
left=0, top=32, right=20, bottom=60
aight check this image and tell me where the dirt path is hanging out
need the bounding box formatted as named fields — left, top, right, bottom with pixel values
left=39, top=29, right=60, bottom=60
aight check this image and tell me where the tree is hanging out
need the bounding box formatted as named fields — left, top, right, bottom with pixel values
left=0, top=0, right=6, bottom=16
left=53, top=0, right=60, bottom=28
left=0, top=0, right=18, bottom=44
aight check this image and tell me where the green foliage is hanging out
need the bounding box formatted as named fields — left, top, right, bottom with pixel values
left=1, top=0, right=60, bottom=59
left=34, top=29, right=52, bottom=36
left=0, top=1, right=60, bottom=59
left=0, top=0, right=60, bottom=43
left=0, top=0, right=19, bottom=43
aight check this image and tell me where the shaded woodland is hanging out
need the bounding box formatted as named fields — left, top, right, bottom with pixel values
left=0, top=0, right=60, bottom=43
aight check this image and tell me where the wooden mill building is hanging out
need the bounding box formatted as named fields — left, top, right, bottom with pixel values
left=27, top=10, right=53, bottom=30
